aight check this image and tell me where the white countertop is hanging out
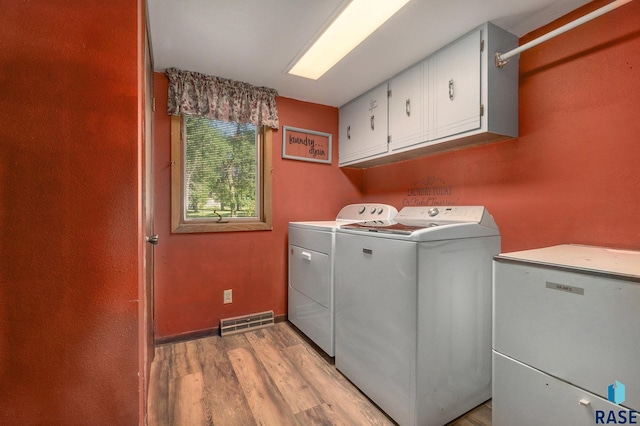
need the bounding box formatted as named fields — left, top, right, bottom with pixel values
left=496, top=244, right=640, bottom=279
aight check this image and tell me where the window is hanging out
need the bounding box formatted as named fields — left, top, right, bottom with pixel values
left=171, top=115, right=272, bottom=233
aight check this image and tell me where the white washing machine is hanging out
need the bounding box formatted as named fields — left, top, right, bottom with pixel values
left=288, top=203, right=398, bottom=356
left=493, top=245, right=640, bottom=425
left=335, top=206, right=500, bottom=426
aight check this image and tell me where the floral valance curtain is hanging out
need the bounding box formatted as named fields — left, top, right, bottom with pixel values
left=165, top=68, right=279, bottom=129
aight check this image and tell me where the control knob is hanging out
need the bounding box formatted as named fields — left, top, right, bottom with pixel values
left=358, top=206, right=366, bottom=214
left=427, top=207, right=439, bottom=217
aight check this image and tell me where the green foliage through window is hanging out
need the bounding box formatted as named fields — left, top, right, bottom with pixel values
left=184, top=116, right=259, bottom=220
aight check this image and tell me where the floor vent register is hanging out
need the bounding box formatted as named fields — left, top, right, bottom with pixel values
left=220, top=310, right=274, bottom=337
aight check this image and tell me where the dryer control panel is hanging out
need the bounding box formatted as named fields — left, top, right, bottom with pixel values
left=336, top=204, right=398, bottom=222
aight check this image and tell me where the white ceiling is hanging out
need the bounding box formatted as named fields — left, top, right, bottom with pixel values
left=148, top=0, right=591, bottom=108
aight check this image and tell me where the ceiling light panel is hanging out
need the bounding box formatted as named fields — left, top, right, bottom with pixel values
left=287, top=0, right=411, bottom=80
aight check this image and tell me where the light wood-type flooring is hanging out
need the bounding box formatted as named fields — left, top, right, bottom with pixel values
left=147, top=321, right=492, bottom=425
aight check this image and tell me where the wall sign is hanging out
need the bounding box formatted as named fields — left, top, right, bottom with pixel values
left=282, top=126, right=332, bottom=164
left=402, top=176, right=458, bottom=206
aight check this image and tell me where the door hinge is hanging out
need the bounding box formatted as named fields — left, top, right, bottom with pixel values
left=480, top=39, right=485, bottom=52
left=480, top=104, right=485, bottom=116
left=388, top=89, right=392, bottom=98
left=152, top=97, right=156, bottom=112
left=387, top=135, right=391, bottom=143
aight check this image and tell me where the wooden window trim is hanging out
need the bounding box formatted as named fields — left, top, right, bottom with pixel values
left=170, top=115, right=273, bottom=233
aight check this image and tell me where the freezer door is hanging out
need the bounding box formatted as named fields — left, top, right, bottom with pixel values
left=493, top=352, right=632, bottom=426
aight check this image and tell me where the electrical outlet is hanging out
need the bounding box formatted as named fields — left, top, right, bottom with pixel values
left=223, top=289, right=232, bottom=304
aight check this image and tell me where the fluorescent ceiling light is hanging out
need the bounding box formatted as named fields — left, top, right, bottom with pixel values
left=287, top=0, right=411, bottom=80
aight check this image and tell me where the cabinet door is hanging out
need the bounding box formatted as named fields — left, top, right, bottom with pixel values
left=432, top=28, right=481, bottom=140
left=339, top=83, right=388, bottom=165
left=389, top=62, right=423, bottom=151
left=338, top=100, right=362, bottom=164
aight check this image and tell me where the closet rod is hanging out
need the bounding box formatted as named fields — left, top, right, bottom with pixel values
left=495, top=0, right=634, bottom=67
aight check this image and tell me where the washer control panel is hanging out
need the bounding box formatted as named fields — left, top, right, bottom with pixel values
left=395, top=206, right=489, bottom=226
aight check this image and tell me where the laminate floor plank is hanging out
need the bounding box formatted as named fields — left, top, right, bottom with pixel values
left=147, top=345, right=172, bottom=426
left=283, top=343, right=395, bottom=426
left=295, top=403, right=344, bottom=426
left=446, top=401, right=492, bottom=426
left=169, top=340, right=202, bottom=379
left=148, top=322, right=492, bottom=426
left=228, top=346, right=299, bottom=426
left=219, top=331, right=253, bottom=352
left=267, top=321, right=306, bottom=348
left=246, top=329, right=324, bottom=414
left=194, top=338, right=257, bottom=426
left=167, top=372, right=210, bottom=426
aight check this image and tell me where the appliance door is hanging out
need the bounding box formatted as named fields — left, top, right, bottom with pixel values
left=493, top=352, right=629, bottom=426
left=288, top=225, right=332, bottom=303
left=288, top=225, right=334, bottom=355
left=289, top=245, right=330, bottom=308
left=335, top=232, right=417, bottom=426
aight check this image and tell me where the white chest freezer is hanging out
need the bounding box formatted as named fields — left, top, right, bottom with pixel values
left=492, top=244, right=640, bottom=425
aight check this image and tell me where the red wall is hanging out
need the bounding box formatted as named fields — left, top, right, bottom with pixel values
left=153, top=76, right=363, bottom=339
left=362, top=0, right=640, bottom=253
left=0, top=2, right=142, bottom=425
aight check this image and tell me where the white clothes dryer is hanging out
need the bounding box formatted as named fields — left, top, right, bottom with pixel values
left=288, top=203, right=397, bottom=356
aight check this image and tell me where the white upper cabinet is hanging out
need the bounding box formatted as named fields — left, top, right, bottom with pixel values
left=339, top=22, right=518, bottom=168
left=338, top=83, right=389, bottom=166
left=429, top=28, right=481, bottom=140
left=388, top=62, right=424, bottom=151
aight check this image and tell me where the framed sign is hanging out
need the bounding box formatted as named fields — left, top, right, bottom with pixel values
left=282, top=126, right=332, bottom=164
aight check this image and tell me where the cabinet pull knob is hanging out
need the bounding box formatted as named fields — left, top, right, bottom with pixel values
left=347, top=126, right=351, bottom=140
left=579, top=399, right=590, bottom=406
left=370, top=115, right=374, bottom=131
left=406, top=99, right=411, bottom=116
left=449, top=79, right=455, bottom=100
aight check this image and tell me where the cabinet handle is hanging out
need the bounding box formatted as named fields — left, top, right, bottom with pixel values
left=449, top=79, right=455, bottom=100
left=347, top=126, right=351, bottom=140
left=579, top=399, right=590, bottom=406
left=370, top=115, right=374, bottom=131
left=406, top=99, right=411, bottom=116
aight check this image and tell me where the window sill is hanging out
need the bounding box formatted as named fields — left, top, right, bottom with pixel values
left=172, top=221, right=272, bottom=233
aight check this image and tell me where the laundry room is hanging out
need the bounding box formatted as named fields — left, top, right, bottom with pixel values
left=2, top=0, right=639, bottom=424
left=147, top=1, right=640, bottom=423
